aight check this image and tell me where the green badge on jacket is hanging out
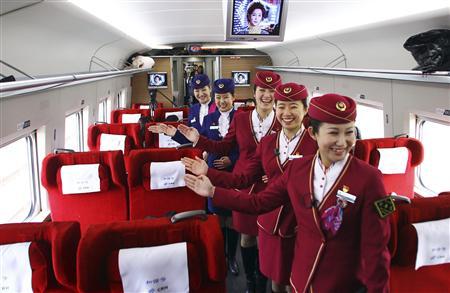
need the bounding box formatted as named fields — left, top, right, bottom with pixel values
left=374, top=197, right=396, bottom=218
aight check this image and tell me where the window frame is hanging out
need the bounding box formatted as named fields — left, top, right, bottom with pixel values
left=0, top=131, right=41, bottom=223
left=65, top=106, right=89, bottom=152
left=413, top=111, right=450, bottom=195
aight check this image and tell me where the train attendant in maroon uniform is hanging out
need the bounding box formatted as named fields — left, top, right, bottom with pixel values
left=182, top=82, right=318, bottom=293
left=185, top=93, right=391, bottom=293
left=178, top=71, right=282, bottom=292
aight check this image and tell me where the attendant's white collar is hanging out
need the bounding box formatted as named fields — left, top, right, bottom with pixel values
left=255, top=109, right=274, bottom=122
left=281, top=127, right=303, bottom=143
left=317, top=153, right=349, bottom=173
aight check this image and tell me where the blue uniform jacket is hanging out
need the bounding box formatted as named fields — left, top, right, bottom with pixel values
left=172, top=100, right=215, bottom=144
left=200, top=109, right=239, bottom=215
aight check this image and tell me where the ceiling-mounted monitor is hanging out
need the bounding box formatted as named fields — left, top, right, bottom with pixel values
left=226, top=0, right=288, bottom=42
left=232, top=71, right=251, bottom=86
left=148, top=72, right=168, bottom=89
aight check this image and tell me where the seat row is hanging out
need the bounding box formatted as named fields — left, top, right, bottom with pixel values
left=41, top=149, right=206, bottom=233
left=110, top=107, right=189, bottom=124
left=0, top=215, right=226, bottom=292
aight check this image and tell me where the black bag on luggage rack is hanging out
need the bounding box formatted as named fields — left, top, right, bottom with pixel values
left=403, top=29, right=450, bottom=73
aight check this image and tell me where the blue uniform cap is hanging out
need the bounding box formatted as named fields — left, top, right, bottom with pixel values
left=213, top=78, right=235, bottom=94
left=190, top=74, right=210, bottom=89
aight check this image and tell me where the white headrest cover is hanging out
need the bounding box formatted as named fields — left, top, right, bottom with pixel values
left=158, top=133, right=180, bottom=148
left=150, top=160, right=185, bottom=190
left=233, top=102, right=245, bottom=110
left=139, top=105, right=150, bottom=109
left=0, top=242, right=33, bottom=292
left=377, top=147, right=408, bottom=174
left=121, top=114, right=142, bottom=123
left=413, top=218, right=450, bottom=270
left=165, top=111, right=183, bottom=121
left=119, top=242, right=189, bottom=293
left=100, top=134, right=126, bottom=152
left=61, top=163, right=100, bottom=194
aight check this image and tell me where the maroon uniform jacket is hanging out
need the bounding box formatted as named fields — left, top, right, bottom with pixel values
left=207, top=130, right=317, bottom=237
left=196, top=110, right=281, bottom=235
left=213, top=154, right=390, bottom=293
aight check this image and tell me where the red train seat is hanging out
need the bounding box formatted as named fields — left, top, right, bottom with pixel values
left=87, top=123, right=142, bottom=156
left=126, top=148, right=206, bottom=219
left=144, top=121, right=182, bottom=148
left=41, top=151, right=129, bottom=233
left=354, top=137, right=424, bottom=198
left=389, top=194, right=450, bottom=292
left=110, top=109, right=151, bottom=124
left=131, top=102, right=164, bottom=109
left=76, top=216, right=226, bottom=293
left=0, top=222, right=80, bottom=292
left=153, top=107, right=189, bottom=122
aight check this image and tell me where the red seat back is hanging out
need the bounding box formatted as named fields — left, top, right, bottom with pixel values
left=236, top=105, right=255, bottom=112
left=354, top=137, right=424, bottom=198
left=126, top=148, right=206, bottom=219
left=0, top=222, right=80, bottom=292
left=389, top=194, right=450, bottom=292
left=110, top=109, right=151, bottom=124
left=131, top=102, right=164, bottom=109
left=144, top=121, right=182, bottom=148
left=87, top=123, right=142, bottom=155
left=77, top=216, right=225, bottom=293
left=41, top=151, right=129, bottom=233
left=153, top=107, right=189, bottom=122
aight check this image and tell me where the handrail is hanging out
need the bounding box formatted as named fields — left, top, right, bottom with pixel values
left=257, top=66, right=450, bottom=84
left=0, top=68, right=150, bottom=95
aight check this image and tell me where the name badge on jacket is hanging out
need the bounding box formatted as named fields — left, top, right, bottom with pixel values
left=191, top=117, right=196, bottom=123
left=210, top=125, right=219, bottom=130
left=288, top=154, right=303, bottom=160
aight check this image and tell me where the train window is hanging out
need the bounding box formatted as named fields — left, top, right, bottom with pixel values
left=98, top=98, right=111, bottom=123
left=0, top=134, right=39, bottom=223
left=355, top=102, right=384, bottom=139
left=118, top=88, right=127, bottom=108
left=65, top=108, right=89, bottom=152
left=416, top=118, right=450, bottom=195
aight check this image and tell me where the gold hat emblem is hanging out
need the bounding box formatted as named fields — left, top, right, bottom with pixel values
left=195, top=80, right=201, bottom=84
left=218, top=83, right=224, bottom=89
left=336, top=101, right=346, bottom=111
left=342, top=185, right=349, bottom=193
left=283, top=87, right=292, bottom=94
left=265, top=77, right=273, bottom=83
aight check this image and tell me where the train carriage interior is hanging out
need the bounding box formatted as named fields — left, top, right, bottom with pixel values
left=1, top=0, right=449, bottom=292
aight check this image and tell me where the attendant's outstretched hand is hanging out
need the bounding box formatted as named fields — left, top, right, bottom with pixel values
left=213, top=156, right=232, bottom=170
left=177, top=124, right=200, bottom=144
left=184, top=174, right=215, bottom=197
left=182, top=156, right=208, bottom=175
left=147, top=123, right=177, bottom=136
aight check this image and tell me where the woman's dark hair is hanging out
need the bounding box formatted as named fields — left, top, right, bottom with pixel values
left=247, top=2, right=266, bottom=22
left=309, top=118, right=323, bottom=134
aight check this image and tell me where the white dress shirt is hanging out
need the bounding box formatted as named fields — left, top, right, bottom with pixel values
left=199, top=102, right=210, bottom=126
left=251, top=109, right=275, bottom=142
left=218, top=109, right=232, bottom=138
left=313, top=154, right=349, bottom=204
left=278, top=128, right=302, bottom=165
